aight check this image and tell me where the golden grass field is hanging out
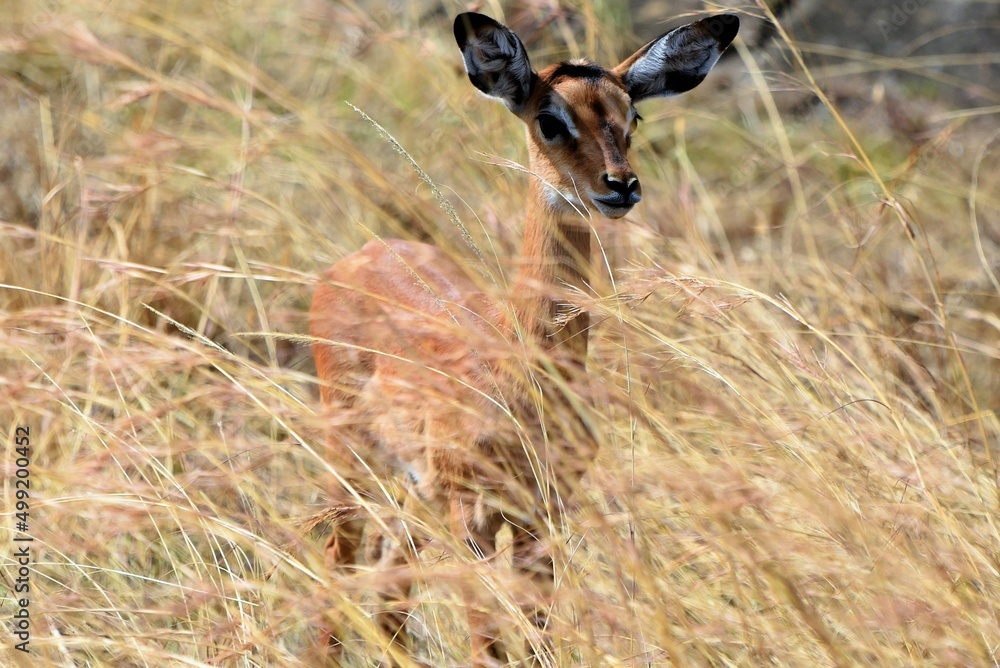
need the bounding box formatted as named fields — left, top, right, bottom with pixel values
left=2, top=0, right=999, bottom=665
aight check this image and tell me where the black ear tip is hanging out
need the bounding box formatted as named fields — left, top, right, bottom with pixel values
left=703, top=14, right=740, bottom=50
left=454, top=12, right=499, bottom=49
left=454, top=13, right=472, bottom=48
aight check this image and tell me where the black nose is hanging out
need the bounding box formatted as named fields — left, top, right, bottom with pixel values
left=603, top=173, right=640, bottom=197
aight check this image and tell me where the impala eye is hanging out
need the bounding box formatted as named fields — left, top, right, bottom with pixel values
left=537, top=113, right=569, bottom=141
left=626, top=113, right=641, bottom=148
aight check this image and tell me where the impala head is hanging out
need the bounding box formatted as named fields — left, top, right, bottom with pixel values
left=455, top=12, right=739, bottom=219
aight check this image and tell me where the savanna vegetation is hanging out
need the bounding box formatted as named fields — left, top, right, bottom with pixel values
left=1, top=1, right=998, bottom=666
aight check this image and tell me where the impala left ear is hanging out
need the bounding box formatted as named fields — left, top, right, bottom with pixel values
left=613, top=14, right=739, bottom=103
left=455, top=12, right=536, bottom=113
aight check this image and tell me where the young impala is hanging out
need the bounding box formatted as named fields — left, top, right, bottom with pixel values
left=310, top=11, right=738, bottom=665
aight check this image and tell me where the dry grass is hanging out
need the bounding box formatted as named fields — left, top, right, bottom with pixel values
left=2, top=0, right=999, bottom=666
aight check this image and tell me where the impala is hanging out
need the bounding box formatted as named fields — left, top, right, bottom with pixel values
left=310, top=11, right=739, bottom=665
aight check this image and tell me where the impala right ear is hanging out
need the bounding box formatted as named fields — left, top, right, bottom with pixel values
left=454, top=12, right=535, bottom=112
left=613, top=14, right=740, bottom=102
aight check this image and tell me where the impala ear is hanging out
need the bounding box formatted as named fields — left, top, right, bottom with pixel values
left=454, top=12, right=536, bottom=112
left=613, top=14, right=739, bottom=102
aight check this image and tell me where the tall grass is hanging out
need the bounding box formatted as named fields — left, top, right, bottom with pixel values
left=2, top=0, right=998, bottom=666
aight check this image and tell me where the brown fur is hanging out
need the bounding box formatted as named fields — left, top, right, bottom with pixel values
left=310, top=11, right=737, bottom=665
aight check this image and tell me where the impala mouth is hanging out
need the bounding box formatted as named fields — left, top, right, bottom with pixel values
left=592, top=192, right=642, bottom=218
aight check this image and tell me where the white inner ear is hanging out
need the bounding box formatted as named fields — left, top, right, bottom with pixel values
left=464, top=27, right=533, bottom=109
left=492, top=26, right=522, bottom=58
left=636, top=39, right=718, bottom=79
left=625, top=25, right=724, bottom=98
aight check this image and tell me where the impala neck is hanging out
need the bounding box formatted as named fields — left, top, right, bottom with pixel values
left=512, top=178, right=592, bottom=364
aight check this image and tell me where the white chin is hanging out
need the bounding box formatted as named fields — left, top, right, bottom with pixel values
left=545, top=188, right=583, bottom=212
